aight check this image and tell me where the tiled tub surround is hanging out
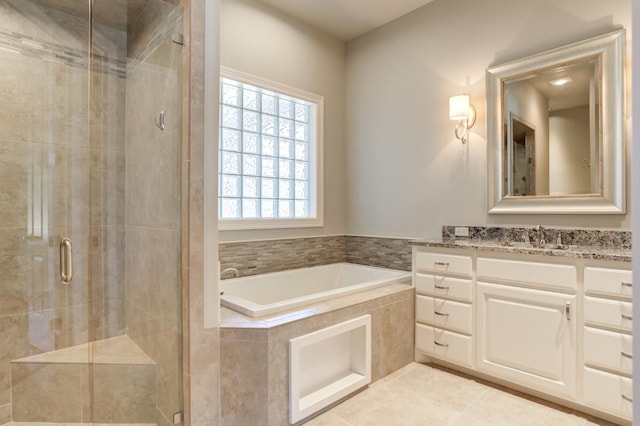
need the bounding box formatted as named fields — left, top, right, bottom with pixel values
left=412, top=226, right=632, bottom=424
left=220, top=283, right=415, bottom=425
left=219, top=235, right=413, bottom=278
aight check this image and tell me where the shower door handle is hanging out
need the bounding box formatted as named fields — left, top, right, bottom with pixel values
left=60, top=238, right=73, bottom=284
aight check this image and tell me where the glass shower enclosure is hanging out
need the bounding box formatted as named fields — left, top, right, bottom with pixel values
left=0, top=0, right=184, bottom=424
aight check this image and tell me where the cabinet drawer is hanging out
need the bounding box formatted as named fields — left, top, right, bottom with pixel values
left=584, top=297, right=633, bottom=332
left=415, top=324, right=472, bottom=367
left=415, top=251, right=472, bottom=277
left=477, top=258, right=576, bottom=291
left=415, top=273, right=472, bottom=302
left=584, top=327, right=632, bottom=375
left=416, top=296, right=472, bottom=334
left=584, top=267, right=632, bottom=299
left=583, top=367, right=632, bottom=420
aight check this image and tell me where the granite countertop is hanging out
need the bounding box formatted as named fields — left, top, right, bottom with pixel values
left=409, top=238, right=632, bottom=262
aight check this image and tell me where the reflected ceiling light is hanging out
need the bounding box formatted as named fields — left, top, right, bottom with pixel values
left=449, top=94, right=476, bottom=144
left=549, top=77, right=573, bottom=86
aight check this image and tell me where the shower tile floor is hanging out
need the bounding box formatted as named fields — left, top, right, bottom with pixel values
left=305, top=363, right=619, bottom=426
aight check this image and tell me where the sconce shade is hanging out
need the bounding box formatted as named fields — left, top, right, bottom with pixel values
left=449, top=95, right=470, bottom=120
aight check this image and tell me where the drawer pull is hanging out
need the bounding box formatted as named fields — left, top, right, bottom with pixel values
left=621, top=351, right=633, bottom=359
left=621, top=313, right=633, bottom=321
left=434, top=261, right=450, bottom=266
left=621, top=394, right=633, bottom=403
left=621, top=281, right=632, bottom=288
left=434, top=340, right=449, bottom=347
left=434, top=284, right=450, bottom=290
left=434, top=310, right=449, bottom=317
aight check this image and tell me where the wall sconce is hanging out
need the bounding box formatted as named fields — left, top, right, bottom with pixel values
left=449, top=95, right=476, bottom=144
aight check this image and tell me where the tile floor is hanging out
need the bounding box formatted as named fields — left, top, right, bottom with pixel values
left=305, top=363, right=619, bottom=426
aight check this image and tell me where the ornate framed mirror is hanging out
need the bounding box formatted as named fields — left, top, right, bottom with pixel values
left=487, top=29, right=625, bottom=214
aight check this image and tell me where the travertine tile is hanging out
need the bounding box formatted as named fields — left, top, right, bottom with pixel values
left=303, top=411, right=353, bottom=426
left=457, top=388, right=586, bottom=426
left=0, top=402, right=11, bottom=425
left=220, top=331, right=268, bottom=425
left=377, top=364, right=488, bottom=412
left=329, top=384, right=459, bottom=425
left=91, top=364, right=156, bottom=423
left=372, top=296, right=414, bottom=381
left=11, top=363, right=84, bottom=423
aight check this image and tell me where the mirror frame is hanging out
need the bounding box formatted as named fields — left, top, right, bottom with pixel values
left=486, top=29, right=625, bottom=214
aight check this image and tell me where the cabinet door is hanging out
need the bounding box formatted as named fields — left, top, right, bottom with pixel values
left=476, top=282, right=577, bottom=399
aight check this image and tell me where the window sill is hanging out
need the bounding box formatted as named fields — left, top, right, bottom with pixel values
left=219, top=217, right=324, bottom=231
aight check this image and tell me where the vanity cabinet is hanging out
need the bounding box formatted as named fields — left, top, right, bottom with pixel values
left=476, top=258, right=577, bottom=399
left=412, top=245, right=632, bottom=424
left=414, top=251, right=473, bottom=367
left=582, top=266, right=633, bottom=420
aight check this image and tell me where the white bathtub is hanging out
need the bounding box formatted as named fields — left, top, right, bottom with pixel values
left=220, top=262, right=411, bottom=317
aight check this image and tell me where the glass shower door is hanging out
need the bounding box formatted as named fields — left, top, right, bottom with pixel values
left=0, top=0, right=184, bottom=424
left=0, top=0, right=94, bottom=423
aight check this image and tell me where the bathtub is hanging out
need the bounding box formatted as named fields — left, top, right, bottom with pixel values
left=220, top=262, right=411, bottom=317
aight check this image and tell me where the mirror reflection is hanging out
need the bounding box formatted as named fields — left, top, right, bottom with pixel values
left=503, top=59, right=600, bottom=197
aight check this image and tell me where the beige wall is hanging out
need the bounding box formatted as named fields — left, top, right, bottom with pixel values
left=219, top=0, right=347, bottom=242
left=549, top=106, right=591, bottom=195
left=346, top=0, right=632, bottom=238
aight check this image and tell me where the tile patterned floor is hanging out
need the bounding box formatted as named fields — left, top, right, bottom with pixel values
left=305, top=363, right=619, bottom=426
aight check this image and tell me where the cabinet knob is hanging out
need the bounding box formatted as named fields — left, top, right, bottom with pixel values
left=434, top=340, right=449, bottom=348
left=621, top=281, right=632, bottom=288
left=622, top=394, right=633, bottom=403
left=621, top=351, right=633, bottom=359
left=434, top=310, right=450, bottom=317
left=565, top=301, right=571, bottom=321
left=621, top=313, right=632, bottom=321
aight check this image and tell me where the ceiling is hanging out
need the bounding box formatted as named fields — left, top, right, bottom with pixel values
left=255, top=0, right=436, bottom=41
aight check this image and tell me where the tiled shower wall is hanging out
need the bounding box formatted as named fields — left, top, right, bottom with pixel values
left=0, top=2, right=126, bottom=423
left=218, top=235, right=413, bottom=277
left=125, top=2, right=184, bottom=425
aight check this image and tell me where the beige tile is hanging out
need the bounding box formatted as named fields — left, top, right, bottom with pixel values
left=220, top=334, right=268, bottom=425
left=448, top=413, right=489, bottom=426
left=372, top=297, right=414, bottom=381
left=52, top=61, right=89, bottom=148
left=303, top=411, right=354, bottom=425
left=0, top=51, right=53, bottom=144
left=329, top=385, right=459, bottom=425
left=125, top=227, right=181, bottom=326
left=90, top=148, right=125, bottom=226
left=0, top=402, right=11, bottom=425
left=91, top=364, right=156, bottom=423
left=11, top=363, right=84, bottom=423
left=378, top=363, right=488, bottom=412
left=0, top=313, right=29, bottom=405
left=464, top=388, right=586, bottom=426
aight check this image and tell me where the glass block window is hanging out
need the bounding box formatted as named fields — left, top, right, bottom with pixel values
left=219, top=71, right=322, bottom=228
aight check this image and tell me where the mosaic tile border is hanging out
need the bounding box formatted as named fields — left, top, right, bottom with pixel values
left=0, top=29, right=126, bottom=78
left=345, top=235, right=412, bottom=271
left=442, top=225, right=632, bottom=248
left=219, top=235, right=346, bottom=278
left=218, top=235, right=413, bottom=278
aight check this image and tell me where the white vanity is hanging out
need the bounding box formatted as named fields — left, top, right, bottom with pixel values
left=412, top=238, right=632, bottom=424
